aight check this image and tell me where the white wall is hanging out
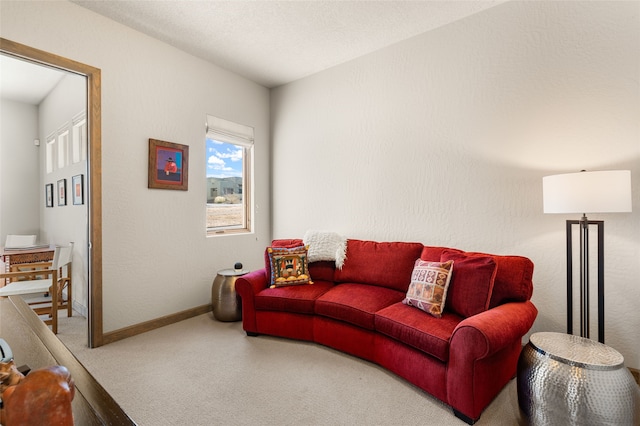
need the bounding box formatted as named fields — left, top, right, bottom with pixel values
left=0, top=99, right=40, bottom=241
left=0, top=1, right=271, bottom=332
left=38, top=72, right=89, bottom=315
left=271, top=1, right=639, bottom=368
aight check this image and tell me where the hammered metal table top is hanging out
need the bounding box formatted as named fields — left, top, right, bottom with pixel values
left=529, top=332, right=624, bottom=370
left=217, top=268, right=249, bottom=277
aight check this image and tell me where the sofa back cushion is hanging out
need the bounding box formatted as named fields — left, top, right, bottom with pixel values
left=308, top=261, right=336, bottom=282
left=335, top=239, right=423, bottom=292
left=424, top=246, right=534, bottom=309
left=420, top=246, right=447, bottom=262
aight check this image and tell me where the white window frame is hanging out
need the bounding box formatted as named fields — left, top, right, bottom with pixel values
left=205, top=115, right=254, bottom=236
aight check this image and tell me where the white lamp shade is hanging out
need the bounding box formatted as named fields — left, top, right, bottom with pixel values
left=543, top=170, right=632, bottom=214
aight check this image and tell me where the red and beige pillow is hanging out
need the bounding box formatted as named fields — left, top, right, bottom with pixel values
left=403, top=259, right=454, bottom=318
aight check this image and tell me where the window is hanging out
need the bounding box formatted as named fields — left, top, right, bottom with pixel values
left=71, top=113, right=87, bottom=164
left=57, top=128, right=69, bottom=169
left=205, top=115, right=254, bottom=235
left=46, top=134, right=55, bottom=174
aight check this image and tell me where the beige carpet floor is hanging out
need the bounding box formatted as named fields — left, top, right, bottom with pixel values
left=56, top=313, right=525, bottom=425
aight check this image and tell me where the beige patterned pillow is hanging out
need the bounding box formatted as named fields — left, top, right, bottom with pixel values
left=402, top=259, right=454, bottom=318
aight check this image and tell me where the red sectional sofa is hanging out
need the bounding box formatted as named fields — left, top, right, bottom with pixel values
left=236, top=238, right=538, bottom=424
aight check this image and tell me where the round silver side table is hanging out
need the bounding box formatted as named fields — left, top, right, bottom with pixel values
left=517, top=332, right=639, bottom=425
left=211, top=268, right=247, bottom=322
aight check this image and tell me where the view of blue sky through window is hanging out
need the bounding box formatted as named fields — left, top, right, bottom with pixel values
left=206, top=138, right=243, bottom=178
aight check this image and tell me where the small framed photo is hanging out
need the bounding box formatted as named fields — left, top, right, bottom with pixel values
left=45, top=183, right=54, bottom=208
left=72, top=174, right=84, bottom=205
left=57, top=178, right=67, bottom=206
left=148, top=138, right=189, bottom=191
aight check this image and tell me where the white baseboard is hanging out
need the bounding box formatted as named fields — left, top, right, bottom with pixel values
left=73, top=300, right=88, bottom=318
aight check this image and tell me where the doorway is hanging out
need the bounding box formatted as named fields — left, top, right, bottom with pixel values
left=0, top=38, right=103, bottom=348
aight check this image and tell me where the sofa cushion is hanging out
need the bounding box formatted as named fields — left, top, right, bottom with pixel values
left=255, top=281, right=335, bottom=314
left=315, top=283, right=405, bottom=330
left=267, top=245, right=312, bottom=287
left=375, top=302, right=462, bottom=362
left=440, top=250, right=497, bottom=318
left=335, top=240, right=423, bottom=292
left=403, top=259, right=454, bottom=318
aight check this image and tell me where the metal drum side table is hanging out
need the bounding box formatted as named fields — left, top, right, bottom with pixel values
left=517, top=331, right=640, bottom=425
left=211, top=268, right=247, bottom=322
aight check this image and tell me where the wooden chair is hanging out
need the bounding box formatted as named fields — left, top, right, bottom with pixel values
left=10, top=261, right=53, bottom=282
left=0, top=243, right=73, bottom=334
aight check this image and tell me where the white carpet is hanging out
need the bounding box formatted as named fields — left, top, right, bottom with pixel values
left=56, top=314, right=525, bottom=425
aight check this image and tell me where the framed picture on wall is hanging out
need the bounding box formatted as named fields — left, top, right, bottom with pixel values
left=57, top=178, right=67, bottom=206
left=148, top=138, right=189, bottom=190
left=72, top=174, right=84, bottom=205
left=45, top=183, right=54, bottom=208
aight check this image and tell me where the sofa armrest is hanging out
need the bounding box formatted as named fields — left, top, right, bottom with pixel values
left=235, top=269, right=269, bottom=334
left=447, top=301, right=538, bottom=421
left=451, top=300, right=538, bottom=358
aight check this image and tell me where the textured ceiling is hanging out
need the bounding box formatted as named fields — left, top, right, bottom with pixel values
left=71, top=0, right=506, bottom=88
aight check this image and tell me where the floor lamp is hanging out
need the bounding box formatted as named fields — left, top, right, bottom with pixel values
left=543, top=170, right=632, bottom=343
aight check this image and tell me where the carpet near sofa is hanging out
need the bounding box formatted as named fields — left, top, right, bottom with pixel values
left=237, top=238, right=537, bottom=424
left=56, top=313, right=526, bottom=426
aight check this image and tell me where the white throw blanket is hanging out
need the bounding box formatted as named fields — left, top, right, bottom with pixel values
left=303, top=230, right=347, bottom=269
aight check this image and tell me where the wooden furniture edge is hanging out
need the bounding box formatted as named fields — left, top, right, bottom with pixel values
left=102, top=304, right=212, bottom=345
left=8, top=296, right=135, bottom=425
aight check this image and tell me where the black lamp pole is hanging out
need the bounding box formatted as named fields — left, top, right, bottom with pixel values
left=566, top=216, right=605, bottom=343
